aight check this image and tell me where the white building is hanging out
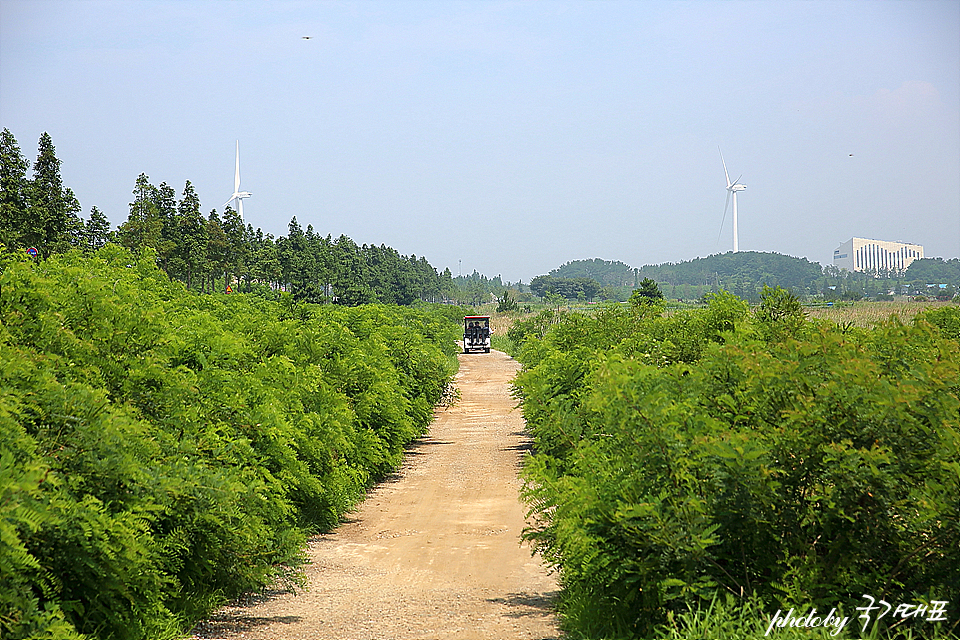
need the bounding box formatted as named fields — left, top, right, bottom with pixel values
left=833, top=238, right=924, bottom=274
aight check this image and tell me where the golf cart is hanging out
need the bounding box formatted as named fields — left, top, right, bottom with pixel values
left=463, top=315, right=491, bottom=353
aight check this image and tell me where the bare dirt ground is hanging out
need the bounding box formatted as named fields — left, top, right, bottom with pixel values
left=191, top=349, right=560, bottom=640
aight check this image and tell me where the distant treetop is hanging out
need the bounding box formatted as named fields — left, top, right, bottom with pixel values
left=550, top=258, right=636, bottom=286
left=904, top=257, right=960, bottom=283
left=636, top=251, right=824, bottom=290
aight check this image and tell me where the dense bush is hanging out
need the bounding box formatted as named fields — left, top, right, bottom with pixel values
left=0, top=246, right=461, bottom=639
left=513, top=291, right=960, bottom=638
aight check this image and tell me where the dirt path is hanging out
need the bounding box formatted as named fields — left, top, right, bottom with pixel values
left=191, top=349, right=559, bottom=640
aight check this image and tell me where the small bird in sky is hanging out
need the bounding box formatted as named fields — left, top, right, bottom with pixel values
left=302, top=36, right=312, bottom=40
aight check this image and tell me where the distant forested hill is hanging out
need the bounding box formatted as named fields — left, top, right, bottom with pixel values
left=549, top=252, right=823, bottom=291
left=550, top=258, right=636, bottom=286
left=904, top=257, right=960, bottom=283
left=539, top=252, right=831, bottom=302
left=637, top=251, right=823, bottom=294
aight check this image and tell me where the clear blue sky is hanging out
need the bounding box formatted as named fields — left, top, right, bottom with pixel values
left=2, top=0, right=957, bottom=283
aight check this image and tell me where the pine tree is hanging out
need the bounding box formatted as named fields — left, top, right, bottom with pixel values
left=221, top=206, right=247, bottom=292
left=0, top=128, right=31, bottom=249
left=83, top=206, right=112, bottom=251
left=174, top=181, right=206, bottom=290
left=249, top=229, right=281, bottom=291
left=630, top=277, right=664, bottom=306
left=27, top=132, right=82, bottom=255
left=205, top=209, right=228, bottom=293
left=154, top=181, right=178, bottom=272
left=330, top=235, right=373, bottom=305
left=118, top=174, right=162, bottom=253
left=440, top=267, right=456, bottom=302
left=279, top=217, right=307, bottom=294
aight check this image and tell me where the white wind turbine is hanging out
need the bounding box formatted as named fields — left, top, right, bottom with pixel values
left=718, top=147, right=746, bottom=253
left=224, top=140, right=252, bottom=219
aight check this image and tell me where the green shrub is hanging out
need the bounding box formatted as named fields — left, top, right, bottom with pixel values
left=515, top=294, right=960, bottom=639
left=919, top=305, right=960, bottom=341
left=0, top=247, right=460, bottom=639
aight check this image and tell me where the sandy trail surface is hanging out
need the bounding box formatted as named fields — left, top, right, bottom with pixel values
left=191, top=349, right=559, bottom=640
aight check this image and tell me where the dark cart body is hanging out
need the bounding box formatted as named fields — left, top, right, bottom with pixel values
left=463, top=315, right=491, bottom=353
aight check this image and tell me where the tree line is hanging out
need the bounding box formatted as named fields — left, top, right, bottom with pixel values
left=0, top=129, right=100, bottom=256
left=534, top=252, right=960, bottom=304
left=0, top=129, right=474, bottom=305
left=551, top=258, right=636, bottom=287
left=7, top=128, right=954, bottom=308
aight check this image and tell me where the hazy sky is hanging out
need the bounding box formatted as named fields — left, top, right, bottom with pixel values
left=2, top=0, right=958, bottom=283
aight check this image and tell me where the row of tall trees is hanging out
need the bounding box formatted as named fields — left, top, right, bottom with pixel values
left=551, top=258, right=636, bottom=287
left=0, top=129, right=111, bottom=256
left=118, top=173, right=462, bottom=303
left=529, top=275, right=602, bottom=301
left=452, top=270, right=510, bottom=306
left=1, top=129, right=464, bottom=305
left=8, top=129, right=954, bottom=307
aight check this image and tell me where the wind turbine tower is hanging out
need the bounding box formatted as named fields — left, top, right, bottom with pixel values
left=719, top=148, right=746, bottom=252
left=224, top=140, right=252, bottom=219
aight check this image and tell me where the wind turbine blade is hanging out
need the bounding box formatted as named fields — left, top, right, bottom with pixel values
left=719, top=147, right=731, bottom=187
left=717, top=190, right=731, bottom=246
left=733, top=174, right=742, bottom=187
left=223, top=197, right=234, bottom=209
left=234, top=141, right=241, bottom=192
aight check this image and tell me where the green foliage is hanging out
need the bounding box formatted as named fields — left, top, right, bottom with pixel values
left=451, top=269, right=504, bottom=306
left=542, top=251, right=960, bottom=304
left=638, top=251, right=824, bottom=301
left=506, top=308, right=563, bottom=351
left=1, top=129, right=82, bottom=258
left=919, top=305, right=960, bottom=342
left=905, top=258, right=960, bottom=285
left=753, top=285, right=806, bottom=341
left=0, top=419, right=85, bottom=640
left=514, top=289, right=960, bottom=639
left=0, top=247, right=460, bottom=639
left=530, top=275, right=602, bottom=301
left=496, top=289, right=519, bottom=313
left=0, top=129, right=32, bottom=251
left=550, top=258, right=637, bottom=287
left=1, top=129, right=459, bottom=306
left=630, top=277, right=664, bottom=306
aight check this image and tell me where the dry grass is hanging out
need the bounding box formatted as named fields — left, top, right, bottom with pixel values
left=478, top=300, right=957, bottom=334
left=804, top=300, right=955, bottom=328
left=470, top=304, right=535, bottom=335
left=488, top=311, right=524, bottom=335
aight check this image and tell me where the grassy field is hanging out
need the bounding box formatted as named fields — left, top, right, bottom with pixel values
left=804, top=300, right=956, bottom=327
left=487, top=310, right=520, bottom=336
left=477, top=300, right=958, bottom=350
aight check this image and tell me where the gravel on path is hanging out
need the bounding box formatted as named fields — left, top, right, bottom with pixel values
left=191, top=349, right=559, bottom=640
